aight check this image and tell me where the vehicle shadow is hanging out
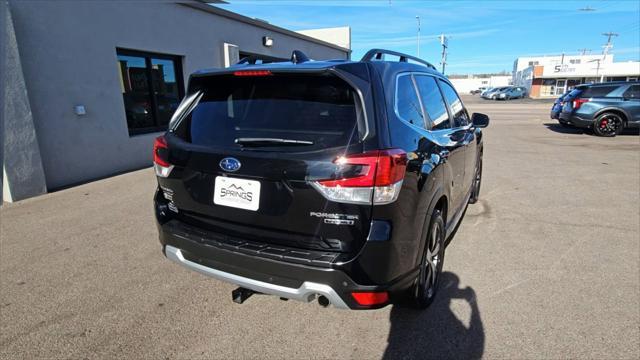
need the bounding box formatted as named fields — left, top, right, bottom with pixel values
left=543, top=122, right=588, bottom=135
left=383, top=272, right=484, bottom=360
left=544, top=122, right=639, bottom=136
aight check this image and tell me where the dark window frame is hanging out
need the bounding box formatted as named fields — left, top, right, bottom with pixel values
left=116, top=48, right=185, bottom=136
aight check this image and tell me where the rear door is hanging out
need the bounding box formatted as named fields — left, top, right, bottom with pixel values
left=437, top=79, right=477, bottom=209
left=163, top=71, right=373, bottom=253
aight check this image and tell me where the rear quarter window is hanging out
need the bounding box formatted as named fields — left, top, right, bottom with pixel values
left=395, top=74, right=425, bottom=128
left=581, top=86, right=619, bottom=98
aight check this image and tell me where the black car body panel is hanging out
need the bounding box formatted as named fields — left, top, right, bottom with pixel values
left=154, top=50, right=487, bottom=309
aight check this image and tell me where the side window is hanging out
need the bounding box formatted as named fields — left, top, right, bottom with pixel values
left=396, top=74, right=425, bottom=128
left=623, top=85, right=640, bottom=99
left=438, top=80, right=470, bottom=127
left=413, top=75, right=450, bottom=130
left=581, top=86, right=618, bottom=98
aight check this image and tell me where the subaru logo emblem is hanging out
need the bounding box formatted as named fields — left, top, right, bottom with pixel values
left=219, top=157, right=241, bottom=172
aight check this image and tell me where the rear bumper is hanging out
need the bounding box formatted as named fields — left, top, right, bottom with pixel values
left=157, top=216, right=415, bottom=309
left=165, top=245, right=350, bottom=308
left=558, top=112, right=592, bottom=128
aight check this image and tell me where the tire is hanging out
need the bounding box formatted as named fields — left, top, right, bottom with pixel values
left=412, top=209, right=446, bottom=309
left=593, top=112, right=624, bottom=137
left=468, top=153, right=482, bottom=204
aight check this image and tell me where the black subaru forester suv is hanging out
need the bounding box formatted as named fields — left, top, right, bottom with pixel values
left=154, top=49, right=489, bottom=310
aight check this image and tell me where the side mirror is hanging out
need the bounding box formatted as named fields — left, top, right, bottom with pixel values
left=471, top=113, right=490, bottom=128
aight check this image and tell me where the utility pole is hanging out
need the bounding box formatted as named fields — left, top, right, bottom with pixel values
left=589, top=59, right=602, bottom=83
left=439, top=34, right=448, bottom=74
left=415, top=16, right=420, bottom=58
left=577, top=48, right=591, bottom=55
left=601, top=32, right=618, bottom=57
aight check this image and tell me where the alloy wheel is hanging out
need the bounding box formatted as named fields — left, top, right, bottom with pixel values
left=599, top=117, right=618, bottom=134
left=421, top=221, right=442, bottom=299
left=595, top=113, right=623, bottom=137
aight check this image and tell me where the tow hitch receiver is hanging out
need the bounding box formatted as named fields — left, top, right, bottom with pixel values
left=232, top=287, right=257, bottom=304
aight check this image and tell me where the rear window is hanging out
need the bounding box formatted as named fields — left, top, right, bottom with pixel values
left=176, top=73, right=363, bottom=150
left=580, top=86, right=618, bottom=98
left=566, top=88, right=584, bottom=99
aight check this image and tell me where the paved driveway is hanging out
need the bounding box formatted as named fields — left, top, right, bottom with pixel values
left=1, top=96, right=638, bottom=359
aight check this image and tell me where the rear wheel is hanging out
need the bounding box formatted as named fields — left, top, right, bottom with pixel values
left=469, top=153, right=483, bottom=204
left=593, top=112, right=624, bottom=137
left=413, top=209, right=446, bottom=309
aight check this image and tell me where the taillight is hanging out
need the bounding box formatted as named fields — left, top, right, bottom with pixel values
left=351, top=291, right=389, bottom=306
left=311, top=149, right=407, bottom=205
left=233, top=70, right=272, bottom=76
left=153, top=136, right=173, bottom=177
left=572, top=98, right=590, bottom=110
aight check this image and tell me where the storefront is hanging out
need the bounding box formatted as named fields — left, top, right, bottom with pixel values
left=513, top=54, right=640, bottom=98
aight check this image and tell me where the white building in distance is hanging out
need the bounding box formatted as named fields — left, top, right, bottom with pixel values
left=512, top=54, right=639, bottom=98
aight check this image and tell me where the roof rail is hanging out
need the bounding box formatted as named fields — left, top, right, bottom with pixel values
left=360, top=49, right=437, bottom=70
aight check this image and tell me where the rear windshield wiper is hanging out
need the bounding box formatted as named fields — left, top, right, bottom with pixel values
left=234, top=137, right=314, bottom=146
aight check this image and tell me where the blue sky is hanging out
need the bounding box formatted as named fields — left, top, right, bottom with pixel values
left=218, top=0, right=640, bottom=74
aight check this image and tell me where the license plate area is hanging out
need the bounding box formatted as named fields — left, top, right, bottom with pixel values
left=213, top=176, right=261, bottom=211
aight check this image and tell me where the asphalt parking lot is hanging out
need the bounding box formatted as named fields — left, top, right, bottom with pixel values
left=1, top=96, right=638, bottom=359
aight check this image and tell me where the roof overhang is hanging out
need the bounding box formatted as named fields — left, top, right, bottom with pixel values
left=181, top=2, right=351, bottom=54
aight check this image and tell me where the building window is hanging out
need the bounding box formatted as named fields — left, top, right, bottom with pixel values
left=569, top=59, right=581, bottom=64
left=116, top=49, right=184, bottom=135
left=528, top=61, right=539, bottom=66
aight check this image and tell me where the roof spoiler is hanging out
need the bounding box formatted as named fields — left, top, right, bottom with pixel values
left=360, top=49, right=437, bottom=70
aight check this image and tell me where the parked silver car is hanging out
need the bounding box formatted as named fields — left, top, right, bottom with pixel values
left=495, top=86, right=527, bottom=100
left=481, top=87, right=509, bottom=99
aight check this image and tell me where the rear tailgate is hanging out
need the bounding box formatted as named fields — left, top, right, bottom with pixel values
left=159, top=69, right=375, bottom=254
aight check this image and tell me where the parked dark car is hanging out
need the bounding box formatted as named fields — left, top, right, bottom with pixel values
left=550, top=90, right=571, bottom=120
left=559, top=81, right=640, bottom=136
left=470, top=86, right=488, bottom=95
left=153, top=49, right=489, bottom=310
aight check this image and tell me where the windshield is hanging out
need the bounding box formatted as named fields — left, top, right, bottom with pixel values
left=176, top=73, right=363, bottom=151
